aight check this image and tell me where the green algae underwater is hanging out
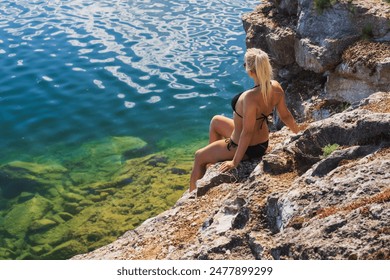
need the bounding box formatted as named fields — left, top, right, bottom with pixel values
left=0, top=136, right=206, bottom=260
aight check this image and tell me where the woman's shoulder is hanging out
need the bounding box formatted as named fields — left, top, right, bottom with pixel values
left=270, top=80, right=285, bottom=106
left=270, top=80, right=283, bottom=93
left=244, top=86, right=260, bottom=100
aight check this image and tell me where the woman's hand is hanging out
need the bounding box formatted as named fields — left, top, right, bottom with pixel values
left=219, top=160, right=237, bottom=173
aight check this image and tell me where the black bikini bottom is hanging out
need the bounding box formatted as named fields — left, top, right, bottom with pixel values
left=226, top=138, right=268, bottom=159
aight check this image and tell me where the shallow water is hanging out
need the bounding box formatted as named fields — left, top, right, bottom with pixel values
left=0, top=0, right=258, bottom=259
left=0, top=0, right=257, bottom=163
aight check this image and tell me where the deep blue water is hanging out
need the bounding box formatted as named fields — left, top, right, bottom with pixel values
left=0, top=0, right=257, bottom=163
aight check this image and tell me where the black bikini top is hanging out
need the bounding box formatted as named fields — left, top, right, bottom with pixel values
left=231, top=85, right=273, bottom=128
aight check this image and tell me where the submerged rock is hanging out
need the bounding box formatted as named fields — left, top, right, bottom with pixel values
left=0, top=136, right=200, bottom=260
left=64, top=136, right=148, bottom=184
left=43, top=240, right=87, bottom=260
left=3, top=196, right=53, bottom=237
left=29, top=219, right=57, bottom=232
left=0, top=161, right=67, bottom=198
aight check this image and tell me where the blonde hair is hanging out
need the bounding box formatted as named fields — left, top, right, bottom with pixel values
left=244, top=48, right=273, bottom=103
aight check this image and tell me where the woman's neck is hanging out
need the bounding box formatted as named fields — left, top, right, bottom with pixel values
left=253, top=77, right=260, bottom=87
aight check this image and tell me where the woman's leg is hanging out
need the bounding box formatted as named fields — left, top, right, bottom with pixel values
left=190, top=139, right=236, bottom=192
left=209, top=115, right=234, bottom=143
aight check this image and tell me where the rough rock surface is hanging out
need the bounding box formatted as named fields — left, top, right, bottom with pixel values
left=72, top=92, right=390, bottom=260
left=327, top=41, right=390, bottom=103
left=243, top=0, right=390, bottom=122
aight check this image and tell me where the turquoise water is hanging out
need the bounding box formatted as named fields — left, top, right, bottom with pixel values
left=0, top=0, right=257, bottom=163
left=0, top=0, right=258, bottom=259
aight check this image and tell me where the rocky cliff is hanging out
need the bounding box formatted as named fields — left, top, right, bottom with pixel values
left=243, top=0, right=389, bottom=123
left=72, top=1, right=390, bottom=260
left=73, top=92, right=389, bottom=260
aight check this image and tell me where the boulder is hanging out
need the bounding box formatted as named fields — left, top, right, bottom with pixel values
left=3, top=196, right=53, bottom=237
left=326, top=41, right=390, bottom=103
left=270, top=0, right=298, bottom=16
left=29, top=219, right=57, bottom=232
left=242, top=3, right=297, bottom=68
left=63, top=136, right=147, bottom=185
left=270, top=151, right=390, bottom=259
left=294, top=0, right=389, bottom=72
left=294, top=36, right=357, bottom=73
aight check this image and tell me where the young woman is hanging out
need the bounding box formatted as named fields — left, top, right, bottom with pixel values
left=189, top=48, right=300, bottom=192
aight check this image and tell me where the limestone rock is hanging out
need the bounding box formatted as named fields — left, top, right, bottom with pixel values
left=296, top=0, right=359, bottom=43
left=294, top=36, right=357, bottom=73
left=270, top=0, right=298, bottom=16
left=294, top=0, right=389, bottom=72
left=242, top=0, right=390, bottom=113
left=196, top=160, right=260, bottom=196
left=271, top=154, right=390, bottom=259
left=326, top=41, right=390, bottom=103
left=200, top=197, right=249, bottom=237
left=242, top=2, right=297, bottom=68
left=262, top=148, right=294, bottom=174
left=71, top=92, right=390, bottom=260
left=284, top=94, right=390, bottom=174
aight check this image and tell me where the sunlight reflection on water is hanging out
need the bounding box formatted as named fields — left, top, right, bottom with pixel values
left=0, top=0, right=258, bottom=161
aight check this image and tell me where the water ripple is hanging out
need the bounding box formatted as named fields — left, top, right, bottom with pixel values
left=0, top=0, right=258, bottom=161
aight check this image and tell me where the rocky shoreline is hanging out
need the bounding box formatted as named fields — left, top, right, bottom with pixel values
left=72, top=1, right=390, bottom=260
left=72, top=92, right=389, bottom=260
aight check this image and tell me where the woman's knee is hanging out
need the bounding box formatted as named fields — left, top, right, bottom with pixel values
left=194, top=147, right=203, bottom=159
left=209, top=115, right=225, bottom=132
left=194, top=147, right=208, bottom=165
left=194, top=149, right=206, bottom=167
left=210, top=115, right=223, bottom=126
